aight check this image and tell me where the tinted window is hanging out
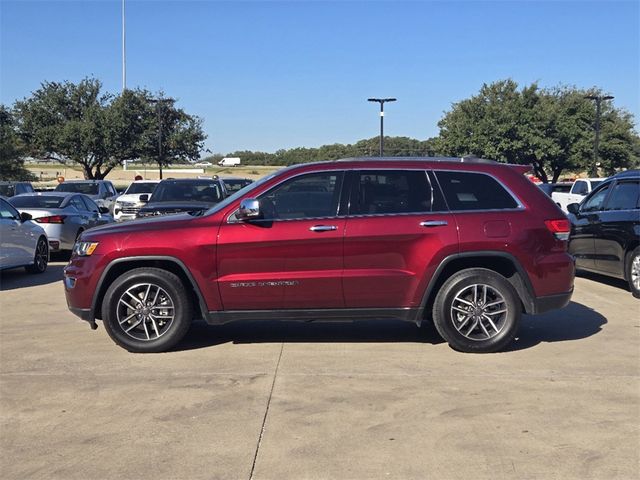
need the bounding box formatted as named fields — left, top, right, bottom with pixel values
left=69, top=196, right=87, bottom=211
left=0, top=184, right=16, bottom=197
left=258, top=172, right=342, bottom=220
left=435, top=171, right=518, bottom=211
left=125, top=182, right=158, bottom=194
left=352, top=170, right=432, bottom=215
left=81, top=196, right=100, bottom=212
left=9, top=196, right=64, bottom=208
left=223, top=179, right=253, bottom=193
left=151, top=181, right=224, bottom=203
left=55, top=183, right=99, bottom=195
left=582, top=184, right=611, bottom=212
left=605, top=181, right=640, bottom=211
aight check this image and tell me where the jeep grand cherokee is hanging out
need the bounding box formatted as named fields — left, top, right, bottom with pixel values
left=64, top=158, right=574, bottom=353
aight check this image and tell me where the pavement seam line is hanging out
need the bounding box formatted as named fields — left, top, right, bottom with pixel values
left=249, top=342, right=284, bottom=480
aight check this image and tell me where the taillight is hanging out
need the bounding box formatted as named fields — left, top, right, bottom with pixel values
left=544, top=219, right=571, bottom=241
left=35, top=215, right=66, bottom=224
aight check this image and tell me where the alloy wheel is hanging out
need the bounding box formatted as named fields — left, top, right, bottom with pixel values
left=35, top=239, right=48, bottom=271
left=632, top=254, right=640, bottom=292
left=116, top=283, right=175, bottom=341
left=450, top=283, right=508, bottom=341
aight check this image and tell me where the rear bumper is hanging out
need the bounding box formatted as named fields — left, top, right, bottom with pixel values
left=532, top=289, right=573, bottom=314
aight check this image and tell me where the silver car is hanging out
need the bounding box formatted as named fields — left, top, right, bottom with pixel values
left=0, top=197, right=49, bottom=273
left=9, top=193, right=114, bottom=252
left=54, top=180, right=119, bottom=212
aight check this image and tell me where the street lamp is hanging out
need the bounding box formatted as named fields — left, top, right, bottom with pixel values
left=367, top=98, right=396, bottom=156
left=149, top=97, right=174, bottom=180
left=584, top=94, right=614, bottom=177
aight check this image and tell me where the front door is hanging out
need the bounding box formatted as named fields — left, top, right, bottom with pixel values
left=217, top=171, right=345, bottom=310
left=569, top=183, right=612, bottom=270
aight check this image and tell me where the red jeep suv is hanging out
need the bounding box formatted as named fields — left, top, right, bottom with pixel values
left=64, top=158, right=575, bottom=353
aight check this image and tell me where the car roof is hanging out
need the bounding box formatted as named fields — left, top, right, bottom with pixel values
left=131, top=180, right=161, bottom=183
left=612, top=169, right=640, bottom=179
left=59, top=179, right=109, bottom=183
left=14, top=191, right=76, bottom=197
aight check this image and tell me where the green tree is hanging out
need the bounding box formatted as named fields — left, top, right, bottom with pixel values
left=13, top=79, right=206, bottom=179
left=0, top=105, right=36, bottom=181
left=436, top=80, right=639, bottom=182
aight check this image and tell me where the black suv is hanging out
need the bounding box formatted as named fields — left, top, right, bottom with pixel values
left=136, top=177, right=228, bottom=218
left=0, top=181, right=35, bottom=197
left=567, top=170, right=640, bottom=297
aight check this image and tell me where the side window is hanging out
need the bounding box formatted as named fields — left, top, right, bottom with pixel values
left=581, top=184, right=611, bottom=212
left=258, top=172, right=342, bottom=220
left=351, top=170, right=433, bottom=215
left=107, top=183, right=117, bottom=196
left=604, top=181, right=640, bottom=211
left=69, top=196, right=86, bottom=211
left=572, top=181, right=587, bottom=195
left=0, top=199, right=20, bottom=220
left=435, top=171, right=519, bottom=211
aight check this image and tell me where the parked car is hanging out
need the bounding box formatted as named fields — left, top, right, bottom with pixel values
left=0, top=181, right=35, bottom=198
left=567, top=170, right=640, bottom=297
left=136, top=178, right=228, bottom=218
left=194, top=161, right=213, bottom=167
left=221, top=177, right=253, bottom=193
left=64, top=157, right=575, bottom=354
left=113, top=180, right=161, bottom=222
left=552, top=178, right=605, bottom=212
left=55, top=180, right=119, bottom=212
left=0, top=197, right=49, bottom=273
left=538, top=182, right=573, bottom=197
left=10, top=193, right=114, bottom=253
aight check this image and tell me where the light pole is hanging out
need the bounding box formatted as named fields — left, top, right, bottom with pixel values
left=122, top=0, right=126, bottom=92
left=149, top=97, right=174, bottom=180
left=584, top=94, right=614, bottom=177
left=367, top=98, right=396, bottom=156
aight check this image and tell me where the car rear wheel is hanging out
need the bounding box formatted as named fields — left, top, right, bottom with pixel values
left=102, top=268, right=193, bottom=353
left=626, top=247, right=640, bottom=298
left=25, top=236, right=48, bottom=274
left=432, top=268, right=521, bottom=353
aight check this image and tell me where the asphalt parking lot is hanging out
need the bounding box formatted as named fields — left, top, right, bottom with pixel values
left=1, top=262, right=638, bottom=480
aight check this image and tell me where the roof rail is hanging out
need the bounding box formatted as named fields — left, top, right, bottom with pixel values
left=334, top=156, right=498, bottom=164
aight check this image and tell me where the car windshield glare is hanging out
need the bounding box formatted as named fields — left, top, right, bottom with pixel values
left=125, top=182, right=158, bottom=194
left=9, top=196, right=64, bottom=208
left=56, top=183, right=99, bottom=195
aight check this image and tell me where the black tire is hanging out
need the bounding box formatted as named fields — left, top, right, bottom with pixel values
left=25, top=236, right=48, bottom=274
left=432, top=268, right=521, bottom=353
left=102, top=268, right=193, bottom=353
left=626, top=247, right=640, bottom=298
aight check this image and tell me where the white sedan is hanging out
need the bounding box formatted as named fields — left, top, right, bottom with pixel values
left=0, top=197, right=49, bottom=274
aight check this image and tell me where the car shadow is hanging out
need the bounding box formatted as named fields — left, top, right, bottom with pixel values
left=174, top=318, right=445, bottom=352
left=173, top=301, right=606, bottom=353
left=0, top=263, right=66, bottom=291
left=506, top=301, right=607, bottom=351
left=576, top=269, right=631, bottom=293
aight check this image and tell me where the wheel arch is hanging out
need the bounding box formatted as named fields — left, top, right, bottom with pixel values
left=91, top=256, right=208, bottom=322
left=420, top=252, right=536, bottom=316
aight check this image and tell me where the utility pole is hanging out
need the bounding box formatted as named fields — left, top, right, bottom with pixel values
left=149, top=97, right=174, bottom=179
left=122, top=0, right=126, bottom=92
left=367, top=98, right=396, bottom=156
left=584, top=94, right=614, bottom=177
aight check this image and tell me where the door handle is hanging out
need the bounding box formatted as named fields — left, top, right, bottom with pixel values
left=420, top=220, right=448, bottom=227
left=309, top=225, right=338, bottom=232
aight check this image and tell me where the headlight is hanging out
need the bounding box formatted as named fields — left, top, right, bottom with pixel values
left=73, top=241, right=99, bottom=256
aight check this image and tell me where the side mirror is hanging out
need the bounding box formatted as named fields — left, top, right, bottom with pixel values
left=237, top=198, right=260, bottom=221
left=99, top=206, right=109, bottom=214
left=567, top=203, right=580, bottom=215
left=139, top=194, right=149, bottom=203
left=20, top=212, right=32, bottom=222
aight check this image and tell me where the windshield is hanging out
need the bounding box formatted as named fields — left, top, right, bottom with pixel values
left=55, top=183, right=99, bottom=195
left=125, top=182, right=158, bottom=195
left=150, top=180, right=224, bottom=203
left=10, top=195, right=64, bottom=208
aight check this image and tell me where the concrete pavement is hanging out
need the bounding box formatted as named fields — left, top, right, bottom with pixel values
left=1, top=263, right=638, bottom=479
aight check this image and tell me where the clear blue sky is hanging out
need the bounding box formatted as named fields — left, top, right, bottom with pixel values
left=1, top=0, right=638, bottom=155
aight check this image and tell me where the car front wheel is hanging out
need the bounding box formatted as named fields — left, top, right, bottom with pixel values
left=102, top=268, right=193, bottom=353
left=432, top=268, right=521, bottom=353
left=25, top=236, right=48, bottom=274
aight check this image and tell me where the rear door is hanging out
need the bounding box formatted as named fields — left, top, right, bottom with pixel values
left=342, top=170, right=458, bottom=308
left=594, top=179, right=640, bottom=276
left=217, top=171, right=346, bottom=310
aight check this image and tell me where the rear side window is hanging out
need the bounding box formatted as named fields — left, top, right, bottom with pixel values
left=605, top=181, right=639, bottom=211
left=351, top=170, right=433, bottom=215
left=435, top=171, right=519, bottom=211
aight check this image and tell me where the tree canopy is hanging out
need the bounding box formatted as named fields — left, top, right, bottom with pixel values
left=435, top=79, right=639, bottom=182
left=13, top=79, right=206, bottom=179
left=0, top=106, right=36, bottom=181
